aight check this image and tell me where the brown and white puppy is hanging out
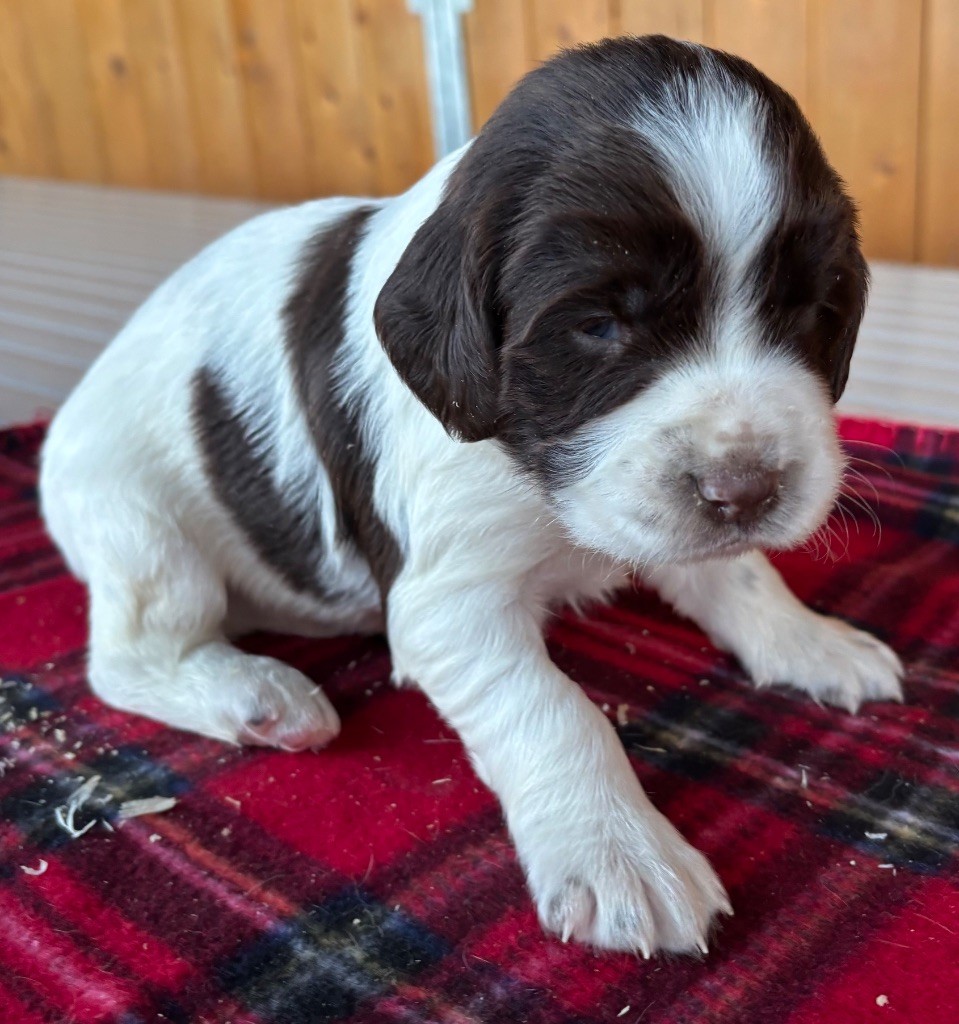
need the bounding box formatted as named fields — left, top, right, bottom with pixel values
left=40, top=37, right=903, bottom=955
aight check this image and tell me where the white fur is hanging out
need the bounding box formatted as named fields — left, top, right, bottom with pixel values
left=632, top=54, right=779, bottom=274
left=40, top=75, right=902, bottom=958
left=645, top=551, right=904, bottom=712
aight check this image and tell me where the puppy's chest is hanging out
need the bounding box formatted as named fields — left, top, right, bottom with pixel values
left=524, top=541, right=630, bottom=614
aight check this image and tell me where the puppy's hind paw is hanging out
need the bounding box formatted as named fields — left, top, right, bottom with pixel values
left=232, top=655, right=341, bottom=751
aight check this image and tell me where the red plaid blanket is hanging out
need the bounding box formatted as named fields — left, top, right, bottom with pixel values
left=1, top=419, right=958, bottom=1024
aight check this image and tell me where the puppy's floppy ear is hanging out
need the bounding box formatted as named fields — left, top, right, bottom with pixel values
left=824, top=238, right=869, bottom=401
left=374, top=190, right=501, bottom=442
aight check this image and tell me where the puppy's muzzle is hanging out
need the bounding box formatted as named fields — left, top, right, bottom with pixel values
left=694, top=466, right=782, bottom=525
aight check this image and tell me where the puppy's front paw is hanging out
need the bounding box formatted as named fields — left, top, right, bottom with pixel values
left=741, top=612, right=904, bottom=713
left=524, top=808, right=731, bottom=955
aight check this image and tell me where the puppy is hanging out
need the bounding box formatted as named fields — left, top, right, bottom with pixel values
left=40, top=36, right=903, bottom=955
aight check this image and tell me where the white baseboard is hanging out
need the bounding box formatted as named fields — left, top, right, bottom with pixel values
left=1, top=176, right=957, bottom=431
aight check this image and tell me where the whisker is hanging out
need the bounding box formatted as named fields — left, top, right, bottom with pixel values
left=834, top=498, right=859, bottom=538
left=814, top=524, right=839, bottom=565
left=843, top=464, right=881, bottom=505
left=837, top=487, right=882, bottom=538
left=845, top=454, right=894, bottom=481
left=843, top=438, right=905, bottom=469
left=827, top=510, right=851, bottom=561
left=817, top=516, right=841, bottom=563
left=803, top=523, right=828, bottom=563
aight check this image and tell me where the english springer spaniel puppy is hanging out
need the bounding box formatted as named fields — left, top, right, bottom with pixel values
left=41, top=36, right=903, bottom=955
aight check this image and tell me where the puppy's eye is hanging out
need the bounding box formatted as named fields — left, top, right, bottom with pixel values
left=581, top=317, right=622, bottom=341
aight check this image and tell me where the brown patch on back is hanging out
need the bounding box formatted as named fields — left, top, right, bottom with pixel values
left=284, top=206, right=402, bottom=597
left=192, top=367, right=336, bottom=600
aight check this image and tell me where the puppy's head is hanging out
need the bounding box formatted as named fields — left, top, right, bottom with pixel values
left=374, top=36, right=867, bottom=566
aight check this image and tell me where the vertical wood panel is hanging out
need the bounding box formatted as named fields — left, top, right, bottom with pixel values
left=0, top=0, right=59, bottom=176
left=528, top=0, right=615, bottom=63
left=232, top=0, right=314, bottom=200
left=172, top=0, right=257, bottom=196
left=464, top=0, right=534, bottom=128
left=917, top=0, right=959, bottom=266
left=351, top=0, right=434, bottom=196
left=120, top=0, right=199, bottom=191
left=709, top=0, right=808, bottom=106
left=77, top=0, right=153, bottom=188
left=0, top=0, right=956, bottom=264
left=619, top=0, right=706, bottom=41
left=290, top=0, right=377, bottom=196
left=807, top=0, right=922, bottom=262
left=15, top=0, right=107, bottom=182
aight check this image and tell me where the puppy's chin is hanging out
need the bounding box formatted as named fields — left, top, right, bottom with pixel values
left=665, top=513, right=833, bottom=565
left=559, top=509, right=834, bottom=570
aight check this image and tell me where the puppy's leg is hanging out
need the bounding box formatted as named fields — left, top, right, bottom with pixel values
left=86, top=520, right=339, bottom=749
left=389, top=573, right=730, bottom=955
left=645, top=550, right=903, bottom=712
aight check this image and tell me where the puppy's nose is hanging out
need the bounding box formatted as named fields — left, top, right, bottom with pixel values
left=695, top=468, right=781, bottom=524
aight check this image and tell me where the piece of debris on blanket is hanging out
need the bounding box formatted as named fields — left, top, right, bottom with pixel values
left=53, top=775, right=103, bottom=838
left=117, top=796, right=178, bottom=820
left=52, top=775, right=178, bottom=837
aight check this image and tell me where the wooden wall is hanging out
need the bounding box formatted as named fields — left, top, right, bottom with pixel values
left=0, top=1, right=957, bottom=265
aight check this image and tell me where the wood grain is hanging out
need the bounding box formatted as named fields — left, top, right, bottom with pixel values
left=231, top=0, right=314, bottom=200
left=464, top=0, right=533, bottom=129
left=807, top=0, right=922, bottom=261
left=0, top=0, right=956, bottom=265
left=350, top=0, right=433, bottom=196
left=120, top=0, right=199, bottom=191
left=528, top=0, right=614, bottom=63
left=172, top=0, right=257, bottom=196
left=77, top=0, right=153, bottom=188
left=15, top=0, right=106, bottom=181
left=917, top=0, right=959, bottom=265
left=619, top=0, right=706, bottom=41
left=291, top=0, right=378, bottom=196
left=0, top=0, right=59, bottom=176
left=709, top=0, right=808, bottom=106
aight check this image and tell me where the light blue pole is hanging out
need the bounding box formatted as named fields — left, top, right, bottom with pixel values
left=408, top=0, right=475, bottom=158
